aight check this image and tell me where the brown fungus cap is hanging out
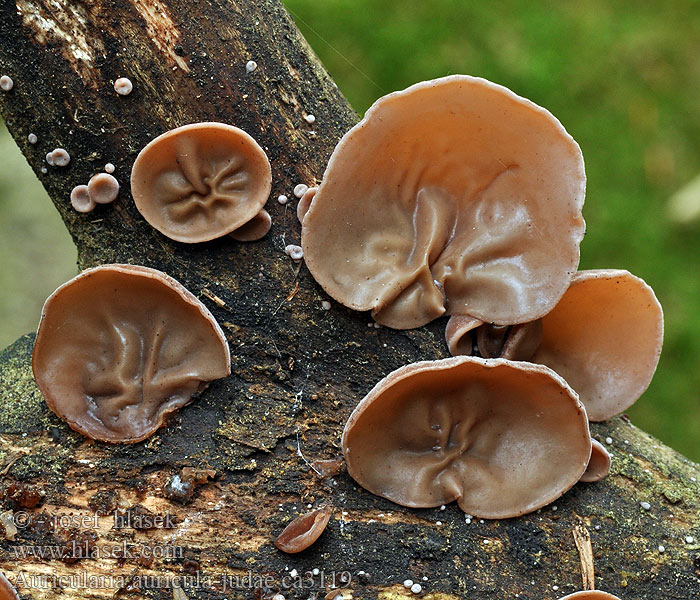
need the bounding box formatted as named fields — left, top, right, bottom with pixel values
left=0, top=573, right=19, bottom=600
left=531, top=269, right=663, bottom=421
left=229, top=209, right=271, bottom=242
left=131, top=122, right=271, bottom=243
left=342, top=356, right=590, bottom=519
left=580, top=439, right=611, bottom=483
left=302, top=75, right=585, bottom=329
left=274, top=505, right=333, bottom=553
left=32, top=264, right=231, bottom=443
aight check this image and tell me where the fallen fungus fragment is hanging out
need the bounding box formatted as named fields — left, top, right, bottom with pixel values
left=0, top=75, right=13, bottom=92
left=579, top=439, right=611, bottom=483
left=302, top=75, right=586, bottom=329
left=32, top=265, right=231, bottom=443
left=114, top=77, right=133, bottom=96
left=0, top=572, right=19, bottom=600
left=131, top=122, right=271, bottom=243
left=446, top=270, right=663, bottom=421
left=70, top=184, right=95, bottom=213
left=88, top=172, right=120, bottom=204
left=229, top=208, right=271, bottom=241
left=274, top=505, right=333, bottom=553
left=342, top=357, right=590, bottom=518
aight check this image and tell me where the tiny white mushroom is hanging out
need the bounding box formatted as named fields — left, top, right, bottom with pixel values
left=686, top=535, right=695, bottom=543
left=114, top=77, right=133, bottom=96
left=45, top=152, right=55, bottom=166
left=0, top=75, right=13, bottom=91
left=605, top=437, right=613, bottom=444
left=304, top=114, right=316, bottom=124
left=70, top=185, right=95, bottom=213
left=293, top=183, right=309, bottom=198
left=104, top=163, right=115, bottom=173
left=246, top=60, right=258, bottom=73
left=410, top=583, right=422, bottom=594
left=658, top=545, right=665, bottom=552
left=27, top=133, right=37, bottom=144
left=277, top=194, right=289, bottom=205
left=321, top=300, right=331, bottom=311
left=285, top=244, right=303, bottom=261
left=640, top=501, right=651, bottom=510
left=50, top=148, right=71, bottom=167
left=403, top=580, right=413, bottom=589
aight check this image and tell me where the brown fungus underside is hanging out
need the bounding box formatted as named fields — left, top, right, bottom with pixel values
left=273, top=505, right=333, bottom=554
left=0, top=573, right=19, bottom=600
left=131, top=122, right=271, bottom=243
left=342, top=356, right=591, bottom=519
left=302, top=75, right=586, bottom=329
left=32, top=264, right=231, bottom=443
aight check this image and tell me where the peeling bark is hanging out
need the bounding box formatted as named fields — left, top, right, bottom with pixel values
left=0, top=2, right=699, bottom=599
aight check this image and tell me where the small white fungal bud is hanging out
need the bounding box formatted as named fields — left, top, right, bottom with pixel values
left=321, top=300, right=331, bottom=311
left=70, top=185, right=95, bottom=213
left=284, top=244, right=303, bottom=261
left=686, top=535, right=695, bottom=543
left=403, top=580, right=413, bottom=588
left=114, top=77, right=133, bottom=96
left=27, top=133, right=37, bottom=144
left=640, top=501, right=651, bottom=510
left=45, top=152, right=55, bottom=166
left=658, top=545, right=665, bottom=552
left=104, top=162, right=115, bottom=173
left=50, top=148, right=71, bottom=167
left=277, top=194, right=289, bottom=205
left=40, top=167, right=48, bottom=174
left=0, top=75, right=14, bottom=91
left=304, top=114, right=316, bottom=124
left=410, top=583, right=422, bottom=594
left=294, top=183, right=309, bottom=198
left=246, top=60, right=258, bottom=73
left=605, top=437, right=613, bottom=444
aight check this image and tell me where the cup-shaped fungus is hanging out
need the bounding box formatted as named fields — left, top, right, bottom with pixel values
left=274, top=505, right=333, bottom=553
left=229, top=208, right=271, bottom=242
left=530, top=269, right=663, bottom=421
left=131, top=122, right=271, bottom=243
left=0, top=572, right=19, bottom=600
left=580, top=439, right=611, bottom=483
left=302, top=75, right=585, bottom=329
left=342, top=357, right=590, bottom=518
left=32, top=264, right=231, bottom=443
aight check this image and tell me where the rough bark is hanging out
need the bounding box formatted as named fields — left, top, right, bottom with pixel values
left=0, top=1, right=698, bottom=599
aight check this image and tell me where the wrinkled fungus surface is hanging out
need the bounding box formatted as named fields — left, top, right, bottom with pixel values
left=580, top=439, right=611, bottom=483
left=131, top=122, right=271, bottom=243
left=32, top=264, right=231, bottom=443
left=0, top=572, right=19, bottom=600
left=274, top=505, right=333, bottom=553
left=531, top=269, right=663, bottom=421
left=302, top=75, right=586, bottom=329
left=342, top=357, right=590, bottom=518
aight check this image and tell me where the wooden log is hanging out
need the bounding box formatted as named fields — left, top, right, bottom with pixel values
left=0, top=1, right=698, bottom=599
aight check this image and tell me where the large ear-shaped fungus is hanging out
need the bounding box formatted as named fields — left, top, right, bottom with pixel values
left=530, top=269, right=663, bottom=421
left=302, top=75, right=585, bottom=329
left=342, top=357, right=591, bottom=519
left=32, top=265, right=231, bottom=443
left=131, top=122, right=271, bottom=243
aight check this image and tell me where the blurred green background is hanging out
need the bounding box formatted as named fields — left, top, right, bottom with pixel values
left=1, top=0, right=699, bottom=460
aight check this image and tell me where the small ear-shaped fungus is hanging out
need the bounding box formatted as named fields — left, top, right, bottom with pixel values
left=0, top=572, right=19, bottom=600
left=302, top=75, right=586, bottom=329
left=229, top=209, right=271, bottom=242
left=70, top=185, right=95, bottom=213
left=88, top=173, right=120, bottom=204
left=444, top=315, right=483, bottom=356
left=32, top=264, right=231, bottom=443
left=297, top=186, right=317, bottom=224
left=342, top=357, right=590, bottom=518
left=558, top=593, right=622, bottom=600
left=274, top=505, right=333, bottom=553
left=580, top=439, right=611, bottom=483
left=530, top=269, right=663, bottom=421
left=131, top=122, right=271, bottom=243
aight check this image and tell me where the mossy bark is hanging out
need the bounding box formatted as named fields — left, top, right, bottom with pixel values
left=0, top=1, right=698, bottom=599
